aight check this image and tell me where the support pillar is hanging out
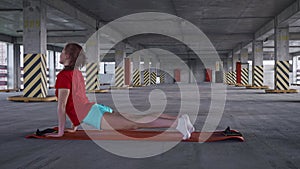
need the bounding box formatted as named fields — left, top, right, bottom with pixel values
left=8, top=44, right=20, bottom=90
left=150, top=58, right=158, bottom=85
left=114, top=43, right=125, bottom=87
left=240, top=48, right=249, bottom=85
left=85, top=32, right=100, bottom=91
left=124, top=57, right=131, bottom=86
left=132, top=54, right=141, bottom=86
left=143, top=58, right=150, bottom=86
left=232, top=54, right=240, bottom=85
left=252, top=40, right=264, bottom=87
left=23, top=0, right=47, bottom=98
left=222, top=58, right=228, bottom=84
left=85, top=63, right=99, bottom=90
left=14, top=44, right=21, bottom=90
left=227, top=57, right=233, bottom=85
left=48, top=50, right=56, bottom=88
left=274, top=27, right=290, bottom=90
left=159, top=66, right=166, bottom=84
left=215, top=60, right=223, bottom=83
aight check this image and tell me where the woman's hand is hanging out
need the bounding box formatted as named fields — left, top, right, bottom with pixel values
left=45, top=132, right=64, bottom=137
left=65, top=125, right=78, bottom=133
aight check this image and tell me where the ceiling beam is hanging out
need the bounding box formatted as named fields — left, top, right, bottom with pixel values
left=43, top=0, right=97, bottom=30
left=0, top=33, right=15, bottom=43
left=233, top=0, right=300, bottom=56
left=0, top=8, right=22, bottom=12
left=277, top=0, right=300, bottom=26
left=254, top=20, right=275, bottom=41
left=16, top=36, right=88, bottom=44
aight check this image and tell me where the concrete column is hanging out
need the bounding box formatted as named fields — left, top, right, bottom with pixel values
left=85, top=33, right=100, bottom=90
left=215, top=60, right=223, bottom=83
left=156, top=62, right=161, bottom=84
left=23, top=0, right=47, bottom=54
left=227, top=57, right=233, bottom=84
left=143, top=57, right=150, bottom=85
left=143, top=58, right=150, bottom=70
left=160, top=59, right=174, bottom=84
left=7, top=44, right=14, bottom=90
left=221, top=59, right=227, bottom=84
left=274, top=27, right=290, bottom=90
left=232, top=54, right=240, bottom=84
left=150, top=58, right=158, bottom=85
left=240, top=48, right=249, bottom=85
left=132, top=54, right=141, bottom=86
left=232, top=54, right=240, bottom=72
left=252, top=40, right=264, bottom=87
left=222, top=58, right=228, bottom=72
left=13, top=44, right=21, bottom=90
left=240, top=49, right=248, bottom=64
left=23, top=0, right=47, bottom=97
left=114, top=43, right=125, bottom=87
left=48, top=50, right=56, bottom=88
left=124, top=57, right=131, bottom=86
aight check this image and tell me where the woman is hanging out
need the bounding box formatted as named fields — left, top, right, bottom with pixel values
left=46, top=43, right=194, bottom=140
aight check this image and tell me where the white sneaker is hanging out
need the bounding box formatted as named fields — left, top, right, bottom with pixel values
left=176, top=116, right=191, bottom=140
left=182, top=114, right=195, bottom=133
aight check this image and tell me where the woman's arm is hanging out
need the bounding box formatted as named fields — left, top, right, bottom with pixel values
left=46, top=89, right=70, bottom=137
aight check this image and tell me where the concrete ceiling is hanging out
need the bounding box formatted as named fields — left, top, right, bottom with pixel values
left=1, top=0, right=300, bottom=62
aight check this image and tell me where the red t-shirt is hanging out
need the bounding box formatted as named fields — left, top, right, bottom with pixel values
left=55, top=69, right=95, bottom=126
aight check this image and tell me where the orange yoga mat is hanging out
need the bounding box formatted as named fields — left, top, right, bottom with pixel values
left=26, top=128, right=244, bottom=142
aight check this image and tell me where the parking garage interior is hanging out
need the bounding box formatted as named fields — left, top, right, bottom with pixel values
left=1, top=0, right=300, bottom=169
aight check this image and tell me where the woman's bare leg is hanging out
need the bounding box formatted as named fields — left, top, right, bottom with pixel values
left=113, top=112, right=177, bottom=122
left=101, top=112, right=177, bottom=130
left=101, top=112, right=192, bottom=140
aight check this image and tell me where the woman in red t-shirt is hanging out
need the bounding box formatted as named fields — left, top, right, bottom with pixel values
left=46, top=43, right=194, bottom=140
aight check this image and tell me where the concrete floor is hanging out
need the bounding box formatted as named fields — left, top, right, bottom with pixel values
left=0, top=83, right=300, bottom=169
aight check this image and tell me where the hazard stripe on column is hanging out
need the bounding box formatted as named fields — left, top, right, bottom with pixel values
left=233, top=71, right=236, bottom=84
left=226, top=72, right=229, bottom=84
left=115, top=66, right=124, bottom=87
left=228, top=72, right=232, bottom=84
left=223, top=72, right=227, bottom=84
left=275, top=61, right=290, bottom=90
left=241, top=68, right=249, bottom=85
left=143, top=70, right=150, bottom=86
left=253, top=66, right=264, bottom=87
left=132, top=69, right=141, bottom=86
left=150, top=72, right=157, bottom=85
left=85, top=63, right=99, bottom=91
left=160, top=71, right=165, bottom=84
left=23, top=54, right=47, bottom=98
left=226, top=72, right=230, bottom=84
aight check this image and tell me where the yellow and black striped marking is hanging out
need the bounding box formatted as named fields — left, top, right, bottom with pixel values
left=241, top=68, right=249, bottom=85
left=132, top=69, right=141, bottom=86
left=233, top=71, right=236, bottom=84
left=160, top=72, right=165, bottom=84
left=143, top=70, right=150, bottom=86
left=150, top=72, right=157, bottom=85
left=231, top=71, right=235, bottom=84
left=253, top=65, right=264, bottom=87
left=115, top=66, right=124, bottom=87
left=226, top=72, right=230, bottom=84
left=228, top=71, right=235, bottom=85
left=85, top=63, right=99, bottom=91
left=275, top=61, right=290, bottom=90
left=227, top=72, right=232, bottom=84
left=223, top=72, right=227, bottom=84
left=23, top=54, right=47, bottom=98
